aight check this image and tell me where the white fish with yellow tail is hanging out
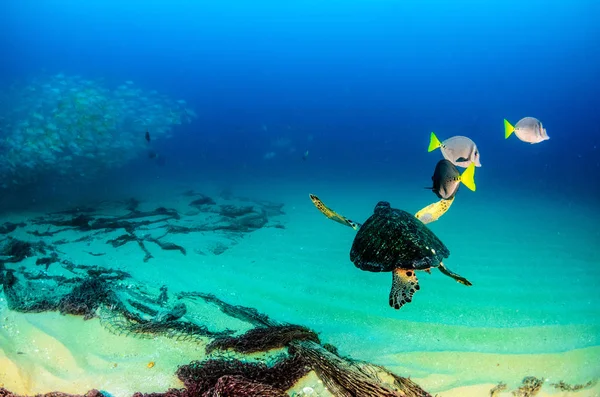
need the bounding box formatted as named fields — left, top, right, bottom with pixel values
left=428, top=132, right=481, bottom=168
left=504, top=117, right=549, bottom=143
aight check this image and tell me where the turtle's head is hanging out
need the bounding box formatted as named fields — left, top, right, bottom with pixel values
left=374, top=201, right=391, bottom=215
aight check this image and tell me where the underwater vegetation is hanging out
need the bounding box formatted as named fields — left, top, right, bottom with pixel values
left=0, top=237, right=432, bottom=397
left=0, top=74, right=197, bottom=187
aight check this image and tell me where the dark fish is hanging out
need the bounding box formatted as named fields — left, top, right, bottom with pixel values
left=145, top=130, right=151, bottom=142
left=429, top=160, right=476, bottom=200
left=148, top=151, right=157, bottom=159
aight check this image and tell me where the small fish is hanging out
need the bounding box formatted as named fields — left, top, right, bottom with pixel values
left=148, top=151, right=157, bottom=159
left=415, top=197, right=455, bottom=224
left=145, top=130, right=150, bottom=142
left=504, top=117, right=549, bottom=143
left=428, top=159, right=476, bottom=200
left=302, top=150, right=309, bottom=161
left=428, top=132, right=481, bottom=168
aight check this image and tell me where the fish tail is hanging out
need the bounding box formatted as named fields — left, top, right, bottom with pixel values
left=428, top=132, right=442, bottom=152
left=459, top=163, right=476, bottom=192
left=504, top=119, right=515, bottom=139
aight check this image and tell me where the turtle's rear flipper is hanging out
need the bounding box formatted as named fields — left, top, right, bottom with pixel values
left=309, top=194, right=361, bottom=230
left=438, top=262, right=472, bottom=286
left=389, top=268, right=420, bottom=309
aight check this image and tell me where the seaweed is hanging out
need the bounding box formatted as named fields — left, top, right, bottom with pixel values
left=108, top=233, right=187, bottom=261
left=550, top=379, right=597, bottom=391
left=107, top=233, right=153, bottom=262
left=206, top=324, right=320, bottom=354
left=28, top=229, right=59, bottom=237
left=1, top=238, right=44, bottom=263
left=145, top=237, right=187, bottom=256
left=290, top=340, right=432, bottom=397
left=178, top=291, right=277, bottom=328
left=158, top=285, right=169, bottom=305
left=34, top=207, right=180, bottom=234
left=0, top=222, right=25, bottom=235
left=176, top=354, right=310, bottom=395
left=107, top=234, right=138, bottom=248
left=219, top=205, right=255, bottom=218
left=98, top=305, right=229, bottom=341
left=0, top=261, right=432, bottom=397
left=128, top=300, right=160, bottom=317
left=3, top=270, right=65, bottom=313
left=164, top=225, right=197, bottom=234
left=58, top=277, right=115, bottom=319
left=512, top=376, right=544, bottom=397
left=38, top=214, right=95, bottom=230
left=156, top=302, right=187, bottom=322
left=125, top=197, right=141, bottom=212
left=36, top=252, right=60, bottom=269
left=490, top=382, right=507, bottom=396
left=189, top=195, right=216, bottom=207
left=205, top=375, right=288, bottom=397
left=61, top=261, right=131, bottom=280
left=0, top=388, right=104, bottom=397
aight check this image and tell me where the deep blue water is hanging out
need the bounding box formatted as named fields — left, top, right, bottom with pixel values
left=1, top=2, right=600, bottom=393
left=0, top=0, right=599, bottom=204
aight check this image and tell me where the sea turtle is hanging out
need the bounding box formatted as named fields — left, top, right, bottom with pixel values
left=310, top=194, right=472, bottom=309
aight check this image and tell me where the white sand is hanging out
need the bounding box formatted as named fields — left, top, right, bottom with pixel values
left=0, top=177, right=598, bottom=396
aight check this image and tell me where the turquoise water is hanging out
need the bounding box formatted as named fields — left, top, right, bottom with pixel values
left=1, top=0, right=599, bottom=395
left=0, top=173, right=598, bottom=394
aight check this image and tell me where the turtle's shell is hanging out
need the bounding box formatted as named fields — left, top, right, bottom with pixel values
left=350, top=201, right=449, bottom=272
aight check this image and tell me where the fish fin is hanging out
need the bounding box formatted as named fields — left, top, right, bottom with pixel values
left=428, top=132, right=442, bottom=152
left=438, top=262, right=472, bottom=286
left=459, top=163, right=476, bottom=192
left=389, top=268, right=419, bottom=309
left=309, top=194, right=360, bottom=230
left=504, top=119, right=515, bottom=139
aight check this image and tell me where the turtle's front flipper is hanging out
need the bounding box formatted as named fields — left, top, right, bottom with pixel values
left=415, top=197, right=455, bottom=224
left=389, top=268, right=420, bottom=309
left=438, top=262, right=472, bottom=286
left=309, top=194, right=361, bottom=230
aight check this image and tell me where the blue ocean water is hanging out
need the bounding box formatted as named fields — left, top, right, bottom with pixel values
left=2, top=0, right=599, bottom=200
left=1, top=0, right=599, bottom=394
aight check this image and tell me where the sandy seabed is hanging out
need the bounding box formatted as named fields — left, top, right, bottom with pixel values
left=0, top=178, right=598, bottom=396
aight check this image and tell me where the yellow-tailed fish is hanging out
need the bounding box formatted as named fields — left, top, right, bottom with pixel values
left=428, top=160, right=476, bottom=200
left=504, top=117, right=549, bottom=143
left=428, top=132, right=481, bottom=168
